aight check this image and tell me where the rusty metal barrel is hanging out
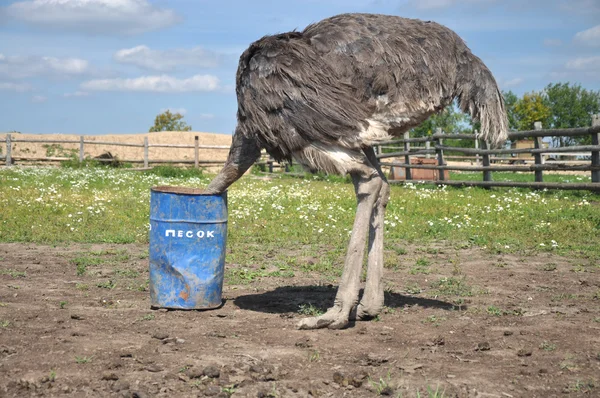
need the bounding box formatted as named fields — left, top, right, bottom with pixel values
left=149, top=186, right=227, bottom=309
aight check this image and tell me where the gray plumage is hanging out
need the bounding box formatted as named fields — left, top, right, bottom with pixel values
left=206, top=13, right=508, bottom=330
left=235, top=13, right=506, bottom=162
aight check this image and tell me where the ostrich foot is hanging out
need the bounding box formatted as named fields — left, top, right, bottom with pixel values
left=296, top=306, right=350, bottom=330
left=354, top=290, right=384, bottom=320
left=355, top=301, right=384, bottom=321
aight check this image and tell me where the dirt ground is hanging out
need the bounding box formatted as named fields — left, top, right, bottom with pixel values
left=1, top=243, right=599, bottom=397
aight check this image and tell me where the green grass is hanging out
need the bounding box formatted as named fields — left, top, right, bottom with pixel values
left=0, top=167, right=599, bottom=263
left=449, top=171, right=591, bottom=183
left=486, top=305, right=523, bottom=316
left=410, top=257, right=432, bottom=274
left=97, top=280, right=117, bottom=289
left=71, top=255, right=103, bottom=276
left=74, top=355, right=93, bottom=364
left=429, top=276, right=473, bottom=297
left=422, top=315, right=446, bottom=326
left=298, top=303, right=324, bottom=317
left=0, top=269, right=27, bottom=278
left=540, top=341, right=557, bottom=351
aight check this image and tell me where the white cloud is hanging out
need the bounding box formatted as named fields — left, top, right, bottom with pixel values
left=114, top=45, right=221, bottom=72
left=31, top=95, right=47, bottom=103
left=0, top=82, right=32, bottom=92
left=574, top=25, right=600, bottom=46
left=4, top=0, right=181, bottom=35
left=551, top=56, right=600, bottom=81
left=501, top=78, right=524, bottom=88
left=63, top=91, right=89, bottom=97
left=0, top=54, right=90, bottom=79
left=565, top=56, right=600, bottom=70
left=160, top=107, right=187, bottom=115
left=199, top=113, right=215, bottom=119
left=80, top=74, right=220, bottom=93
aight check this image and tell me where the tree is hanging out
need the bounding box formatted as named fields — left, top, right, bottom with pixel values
left=513, top=92, right=551, bottom=132
left=502, top=90, right=519, bottom=131
left=149, top=110, right=192, bottom=132
left=544, top=83, right=600, bottom=145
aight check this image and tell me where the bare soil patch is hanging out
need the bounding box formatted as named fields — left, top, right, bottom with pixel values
left=1, top=243, right=599, bottom=397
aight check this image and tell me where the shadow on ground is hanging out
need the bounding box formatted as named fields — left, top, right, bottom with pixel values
left=233, top=285, right=460, bottom=315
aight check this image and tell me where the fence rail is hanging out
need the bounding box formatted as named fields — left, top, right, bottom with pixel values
left=3, top=115, right=600, bottom=192
left=2, top=135, right=230, bottom=168
left=376, top=114, right=600, bottom=191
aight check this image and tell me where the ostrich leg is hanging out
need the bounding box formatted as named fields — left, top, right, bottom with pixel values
left=297, top=165, right=382, bottom=330
left=356, top=148, right=390, bottom=319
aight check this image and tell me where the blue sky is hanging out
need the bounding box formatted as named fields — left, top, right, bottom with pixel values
left=1, top=0, right=599, bottom=136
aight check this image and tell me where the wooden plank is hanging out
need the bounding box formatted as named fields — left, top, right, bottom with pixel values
left=149, top=159, right=226, bottom=164
left=474, top=131, right=480, bottom=165
left=148, top=143, right=230, bottom=149
left=403, top=131, right=412, bottom=180
left=10, top=139, right=80, bottom=145
left=481, top=140, right=491, bottom=182
left=377, top=126, right=600, bottom=146
left=435, top=128, right=446, bottom=181
left=377, top=149, right=435, bottom=159
left=506, top=125, right=600, bottom=140
left=389, top=180, right=600, bottom=192
left=143, top=137, right=149, bottom=169
left=7, top=156, right=227, bottom=165
left=379, top=161, right=600, bottom=172
left=79, top=136, right=84, bottom=163
left=145, top=143, right=193, bottom=149
left=84, top=141, right=144, bottom=148
left=592, top=114, right=599, bottom=183
left=194, top=136, right=199, bottom=169
left=6, top=134, right=11, bottom=166
left=376, top=136, right=433, bottom=145
left=534, top=122, right=544, bottom=183
left=434, top=145, right=599, bottom=155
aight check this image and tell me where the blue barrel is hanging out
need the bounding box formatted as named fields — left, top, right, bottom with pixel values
left=149, top=186, right=227, bottom=309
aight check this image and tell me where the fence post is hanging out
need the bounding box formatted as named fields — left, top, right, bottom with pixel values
left=144, top=137, right=149, bottom=168
left=592, top=114, right=599, bottom=183
left=79, top=136, right=84, bottom=163
left=482, top=140, right=492, bottom=182
left=425, top=141, right=431, bottom=159
left=474, top=130, right=480, bottom=165
left=403, top=131, right=412, bottom=180
left=435, top=127, right=446, bottom=181
left=533, top=122, right=544, bottom=183
left=268, top=156, right=274, bottom=173
left=6, top=134, right=12, bottom=166
left=194, top=136, right=199, bottom=169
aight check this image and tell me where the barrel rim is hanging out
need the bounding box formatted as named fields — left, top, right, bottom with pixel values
left=151, top=186, right=226, bottom=196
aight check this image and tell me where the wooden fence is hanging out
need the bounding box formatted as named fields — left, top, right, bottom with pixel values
left=375, top=114, right=600, bottom=191
left=2, top=115, right=600, bottom=192
left=1, top=135, right=230, bottom=168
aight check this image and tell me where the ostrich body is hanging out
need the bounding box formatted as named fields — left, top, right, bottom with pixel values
left=206, top=13, right=508, bottom=329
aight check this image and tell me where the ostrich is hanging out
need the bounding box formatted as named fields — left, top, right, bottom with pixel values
left=205, top=13, right=508, bottom=330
